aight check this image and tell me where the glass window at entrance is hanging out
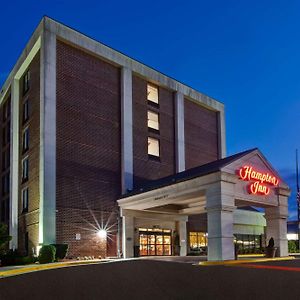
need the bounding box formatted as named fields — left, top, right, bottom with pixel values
left=139, top=228, right=172, bottom=256
left=234, top=234, right=263, bottom=254
left=189, top=232, right=207, bottom=250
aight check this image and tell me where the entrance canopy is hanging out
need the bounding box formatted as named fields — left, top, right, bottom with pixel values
left=118, top=149, right=290, bottom=261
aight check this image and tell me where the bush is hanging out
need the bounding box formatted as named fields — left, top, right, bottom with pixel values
left=38, top=245, right=56, bottom=264
left=288, top=240, right=298, bottom=253
left=0, top=223, right=12, bottom=256
left=0, top=250, right=37, bottom=266
left=51, top=244, right=69, bottom=260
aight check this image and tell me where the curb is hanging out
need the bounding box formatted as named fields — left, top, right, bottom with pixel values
left=0, top=260, right=107, bottom=278
left=198, top=256, right=295, bottom=266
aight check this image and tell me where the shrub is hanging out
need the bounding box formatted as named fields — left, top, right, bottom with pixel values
left=38, top=245, right=56, bottom=264
left=51, top=244, right=69, bottom=260
left=288, top=240, right=298, bottom=253
left=0, top=250, right=37, bottom=266
left=0, top=223, right=12, bottom=256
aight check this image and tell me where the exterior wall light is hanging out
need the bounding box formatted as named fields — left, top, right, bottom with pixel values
left=97, top=229, right=107, bottom=239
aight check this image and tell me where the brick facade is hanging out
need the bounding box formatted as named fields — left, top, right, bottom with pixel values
left=184, top=99, right=219, bottom=170
left=56, top=41, right=121, bottom=257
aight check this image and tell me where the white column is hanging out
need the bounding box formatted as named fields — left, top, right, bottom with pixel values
left=175, top=92, right=185, bottom=172
left=178, top=220, right=187, bottom=256
left=265, top=188, right=289, bottom=257
left=122, top=213, right=134, bottom=258
left=121, top=67, right=133, bottom=193
left=10, top=79, right=20, bottom=249
left=39, top=29, right=56, bottom=245
left=206, top=180, right=236, bottom=261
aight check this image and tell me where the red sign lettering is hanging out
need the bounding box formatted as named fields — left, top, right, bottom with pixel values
left=238, top=165, right=279, bottom=196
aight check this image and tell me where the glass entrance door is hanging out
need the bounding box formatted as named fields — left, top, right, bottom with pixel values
left=139, top=228, right=172, bottom=256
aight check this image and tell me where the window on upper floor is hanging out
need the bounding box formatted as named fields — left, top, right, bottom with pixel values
left=147, top=84, right=159, bottom=105
left=148, top=137, right=160, bottom=158
left=22, top=128, right=29, bottom=152
left=23, top=99, right=30, bottom=123
left=2, top=149, right=10, bottom=171
left=22, top=157, right=29, bottom=182
left=147, top=110, right=159, bottom=131
left=23, top=70, right=30, bottom=95
left=2, top=173, right=10, bottom=196
left=22, top=187, right=29, bottom=213
left=2, top=100, right=11, bottom=122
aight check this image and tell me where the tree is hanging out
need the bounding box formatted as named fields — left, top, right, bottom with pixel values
left=0, top=223, right=12, bottom=255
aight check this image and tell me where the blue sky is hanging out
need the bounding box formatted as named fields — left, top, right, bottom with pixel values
left=1, top=0, right=300, bottom=219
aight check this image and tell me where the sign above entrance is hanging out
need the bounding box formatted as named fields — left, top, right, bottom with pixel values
left=238, top=165, right=279, bottom=196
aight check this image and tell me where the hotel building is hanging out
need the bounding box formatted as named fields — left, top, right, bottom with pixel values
left=0, top=17, right=290, bottom=261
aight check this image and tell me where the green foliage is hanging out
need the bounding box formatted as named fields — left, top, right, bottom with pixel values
left=51, top=244, right=69, bottom=260
left=0, top=249, right=37, bottom=266
left=0, top=223, right=12, bottom=255
left=288, top=240, right=299, bottom=253
left=38, top=245, right=56, bottom=264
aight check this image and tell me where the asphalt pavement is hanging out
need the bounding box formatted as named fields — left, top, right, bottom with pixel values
left=1, top=259, right=300, bottom=300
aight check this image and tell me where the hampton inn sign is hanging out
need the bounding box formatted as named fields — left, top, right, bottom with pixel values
left=238, top=165, right=279, bottom=196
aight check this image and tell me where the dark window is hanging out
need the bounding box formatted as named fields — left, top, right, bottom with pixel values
left=23, top=70, right=30, bottom=95
left=22, top=157, right=29, bottom=182
left=2, top=173, right=10, bottom=196
left=22, top=188, right=29, bottom=213
left=2, top=149, right=10, bottom=171
left=0, top=201, right=5, bottom=222
left=23, top=99, right=30, bottom=123
left=2, top=100, right=11, bottom=122
left=22, top=128, right=29, bottom=152
left=25, top=232, right=29, bottom=256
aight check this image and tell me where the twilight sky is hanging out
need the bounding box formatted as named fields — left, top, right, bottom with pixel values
left=1, top=0, right=300, bottom=219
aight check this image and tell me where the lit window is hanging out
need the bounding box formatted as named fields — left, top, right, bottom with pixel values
left=189, top=232, right=208, bottom=250
left=147, top=84, right=159, bottom=104
left=148, top=137, right=160, bottom=157
left=147, top=111, right=159, bottom=131
left=23, top=70, right=30, bottom=95
left=23, top=99, right=30, bottom=123
left=22, top=157, right=29, bottom=181
left=22, top=188, right=29, bottom=212
left=22, top=128, right=29, bottom=152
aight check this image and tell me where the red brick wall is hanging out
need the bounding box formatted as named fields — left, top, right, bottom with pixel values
left=56, top=41, right=121, bottom=258
left=132, top=75, right=175, bottom=188
left=184, top=99, right=219, bottom=169
left=18, top=52, right=40, bottom=255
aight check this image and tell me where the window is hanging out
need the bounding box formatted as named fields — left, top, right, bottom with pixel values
left=0, top=201, right=5, bottom=222
left=147, top=84, right=159, bottom=105
left=22, top=188, right=29, bottom=212
left=2, top=100, right=11, bottom=122
left=22, top=128, right=29, bottom=152
left=2, top=173, right=10, bottom=196
left=147, top=111, right=159, bottom=131
left=148, top=137, right=160, bottom=157
left=189, top=232, right=208, bottom=250
left=2, top=149, right=10, bottom=171
left=23, top=70, right=30, bottom=95
left=23, top=99, right=30, bottom=123
left=22, top=157, right=29, bottom=182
